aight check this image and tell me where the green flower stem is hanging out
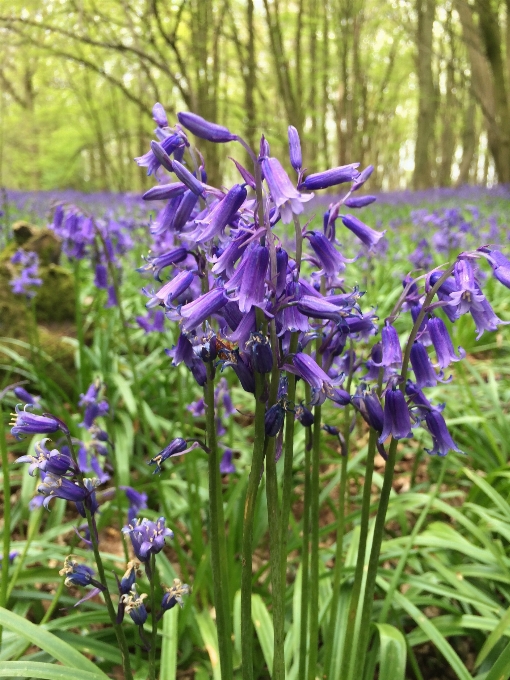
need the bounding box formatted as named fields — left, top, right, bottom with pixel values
left=335, top=429, right=377, bottom=680
left=0, top=402, right=10, bottom=648
left=73, top=259, right=87, bottom=394
left=348, top=437, right=397, bottom=680
left=265, top=433, right=285, bottom=680
left=307, top=400, right=322, bottom=680
left=322, top=432, right=351, bottom=677
left=349, top=265, right=456, bottom=678
left=241, top=371, right=267, bottom=680
left=148, top=553, right=158, bottom=680
left=279, top=215, right=304, bottom=584
left=204, top=363, right=233, bottom=680
left=298, top=401, right=313, bottom=680
left=279, top=362, right=297, bottom=583
left=65, top=435, right=133, bottom=680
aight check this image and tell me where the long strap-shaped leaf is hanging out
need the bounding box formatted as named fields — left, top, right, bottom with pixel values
left=0, top=607, right=108, bottom=678
left=0, top=661, right=106, bottom=680
left=376, top=579, right=472, bottom=680
left=373, top=623, right=406, bottom=680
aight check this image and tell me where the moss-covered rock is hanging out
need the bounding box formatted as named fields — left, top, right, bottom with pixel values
left=0, top=226, right=77, bottom=392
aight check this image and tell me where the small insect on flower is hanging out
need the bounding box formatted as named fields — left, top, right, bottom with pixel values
left=214, top=334, right=239, bottom=362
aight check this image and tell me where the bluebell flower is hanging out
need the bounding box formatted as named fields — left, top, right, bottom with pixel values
left=298, top=163, right=360, bottom=190
left=120, top=586, right=148, bottom=625
left=352, top=387, right=384, bottom=433
left=405, top=380, right=444, bottom=417
left=37, top=473, right=94, bottom=511
left=424, top=411, right=462, bottom=456
left=118, top=560, right=138, bottom=595
left=150, top=140, right=174, bottom=172
left=152, top=102, right=168, bottom=127
left=74, top=478, right=101, bottom=518
left=410, top=341, right=448, bottom=388
left=120, top=487, right=148, bottom=523
left=288, top=126, right=302, bottom=171
left=479, top=247, right=510, bottom=288
left=171, top=160, right=205, bottom=196
left=0, top=550, right=19, bottom=567
left=265, top=403, right=286, bottom=437
left=379, top=387, right=413, bottom=442
left=376, top=323, right=402, bottom=369
left=149, top=438, right=200, bottom=474
left=144, top=270, right=196, bottom=308
left=448, top=260, right=485, bottom=315
left=260, top=156, right=313, bottom=224
left=470, top=296, right=508, bottom=339
left=142, top=182, right=187, bottom=201
left=16, top=439, right=75, bottom=477
left=246, top=332, right=273, bottom=374
left=10, top=405, right=69, bottom=439
left=229, top=244, right=269, bottom=313
left=341, top=214, right=386, bottom=249
left=137, top=246, right=188, bottom=281
left=428, top=317, right=465, bottom=368
left=219, top=449, right=236, bottom=474
left=122, top=517, right=173, bottom=562
left=180, top=288, right=229, bottom=332
left=160, top=579, right=190, bottom=615
left=135, top=134, right=184, bottom=175
left=94, top=264, right=108, bottom=289
left=305, top=231, right=350, bottom=276
left=192, top=184, right=247, bottom=243
left=284, top=353, right=346, bottom=406
left=351, top=164, right=374, bottom=191
left=295, top=403, right=314, bottom=427
left=177, top=112, right=237, bottom=143
left=136, top=309, right=166, bottom=333
left=59, top=556, right=103, bottom=589
left=13, top=387, right=40, bottom=408
left=343, top=195, right=377, bottom=208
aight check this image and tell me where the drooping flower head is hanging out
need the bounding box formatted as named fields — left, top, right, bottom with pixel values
left=122, top=517, right=173, bottom=563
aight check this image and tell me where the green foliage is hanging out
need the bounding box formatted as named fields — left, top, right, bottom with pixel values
left=1, top=190, right=510, bottom=678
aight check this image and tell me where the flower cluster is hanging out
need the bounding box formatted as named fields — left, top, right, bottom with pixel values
left=135, top=103, right=509, bottom=460
left=9, top=249, right=42, bottom=298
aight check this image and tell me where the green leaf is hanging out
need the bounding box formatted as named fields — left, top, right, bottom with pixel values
left=476, top=606, right=510, bottom=668
left=160, top=607, right=179, bottom=680
left=0, top=608, right=108, bottom=678
left=195, top=610, right=222, bottom=680
left=112, top=373, right=137, bottom=417
left=0, top=661, right=106, bottom=679
left=373, top=623, right=406, bottom=680
left=376, top=580, right=472, bottom=680
left=483, top=638, right=510, bottom=680
left=252, top=593, right=274, bottom=676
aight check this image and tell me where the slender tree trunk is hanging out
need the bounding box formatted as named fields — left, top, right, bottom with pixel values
left=413, top=0, right=437, bottom=189
left=456, top=95, right=477, bottom=186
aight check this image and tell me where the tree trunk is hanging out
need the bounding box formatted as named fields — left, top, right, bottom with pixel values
left=456, top=0, right=510, bottom=183
left=413, top=0, right=437, bottom=189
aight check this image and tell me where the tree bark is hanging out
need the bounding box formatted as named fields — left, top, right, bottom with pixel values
left=413, top=0, right=437, bottom=189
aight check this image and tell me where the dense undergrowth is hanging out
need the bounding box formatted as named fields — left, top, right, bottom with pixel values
left=1, top=184, right=510, bottom=680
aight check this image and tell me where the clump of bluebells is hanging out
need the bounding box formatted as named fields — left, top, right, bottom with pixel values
left=9, top=249, right=42, bottom=297
left=133, top=103, right=510, bottom=680
left=10, top=378, right=189, bottom=678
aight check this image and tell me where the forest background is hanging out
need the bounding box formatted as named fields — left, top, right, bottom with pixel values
left=0, top=0, right=509, bottom=195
